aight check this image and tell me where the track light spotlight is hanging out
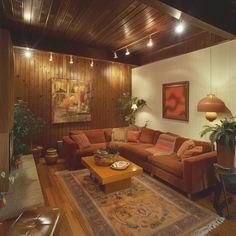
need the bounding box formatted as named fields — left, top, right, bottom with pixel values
left=113, top=52, right=118, bottom=59
left=125, top=48, right=130, bottom=56
left=69, top=55, right=73, bottom=64
left=147, top=36, right=153, bottom=47
left=49, top=52, right=53, bottom=62
left=90, top=59, right=94, bottom=68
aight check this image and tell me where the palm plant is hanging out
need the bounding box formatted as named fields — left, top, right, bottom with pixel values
left=200, top=117, right=236, bottom=168
left=200, top=117, right=236, bottom=146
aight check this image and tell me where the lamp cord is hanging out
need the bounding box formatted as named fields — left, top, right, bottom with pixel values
left=210, top=47, right=212, bottom=94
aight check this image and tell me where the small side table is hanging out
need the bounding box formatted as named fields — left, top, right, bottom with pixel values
left=213, top=163, right=236, bottom=219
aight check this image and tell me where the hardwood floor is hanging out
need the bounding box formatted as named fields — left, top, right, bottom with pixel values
left=1, top=158, right=236, bottom=235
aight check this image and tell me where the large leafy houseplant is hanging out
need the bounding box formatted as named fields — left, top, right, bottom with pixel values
left=200, top=117, right=236, bottom=168
left=117, top=92, right=146, bottom=124
left=13, top=100, right=45, bottom=157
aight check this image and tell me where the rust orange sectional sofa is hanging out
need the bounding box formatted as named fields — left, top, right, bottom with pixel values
left=62, top=127, right=217, bottom=197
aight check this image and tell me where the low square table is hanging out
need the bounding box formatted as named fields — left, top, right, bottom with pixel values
left=81, top=155, right=143, bottom=193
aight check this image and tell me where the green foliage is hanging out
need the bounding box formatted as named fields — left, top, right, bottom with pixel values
left=13, top=100, right=45, bottom=155
left=117, top=92, right=146, bottom=124
left=200, top=117, right=236, bottom=146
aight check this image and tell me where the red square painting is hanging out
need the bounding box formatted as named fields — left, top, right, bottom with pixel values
left=162, top=81, right=189, bottom=121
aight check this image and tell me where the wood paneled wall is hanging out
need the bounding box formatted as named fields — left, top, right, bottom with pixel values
left=14, top=48, right=131, bottom=149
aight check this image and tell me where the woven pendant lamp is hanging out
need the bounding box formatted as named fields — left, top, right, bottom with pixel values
left=197, top=48, right=225, bottom=121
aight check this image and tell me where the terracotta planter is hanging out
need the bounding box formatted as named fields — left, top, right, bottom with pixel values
left=216, top=142, right=235, bottom=168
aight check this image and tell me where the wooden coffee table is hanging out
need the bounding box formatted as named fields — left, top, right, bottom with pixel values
left=81, top=155, right=143, bottom=193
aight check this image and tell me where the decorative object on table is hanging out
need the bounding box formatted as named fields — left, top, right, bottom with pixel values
left=13, top=100, right=45, bottom=166
left=111, top=161, right=129, bottom=170
left=51, top=78, right=92, bottom=124
left=93, top=148, right=119, bottom=166
left=197, top=48, right=226, bottom=122
left=45, top=148, right=58, bottom=165
left=31, top=146, right=43, bottom=164
left=201, top=117, right=236, bottom=168
left=117, top=92, right=146, bottom=124
left=56, top=169, right=224, bottom=236
left=0, top=170, right=16, bottom=208
left=162, top=81, right=189, bottom=121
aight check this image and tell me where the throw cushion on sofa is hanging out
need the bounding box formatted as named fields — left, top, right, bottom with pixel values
left=177, top=139, right=195, bottom=158
left=71, top=133, right=91, bottom=148
left=127, top=130, right=141, bottom=142
left=154, top=133, right=177, bottom=154
left=181, top=146, right=203, bottom=161
left=139, top=128, right=156, bottom=143
left=112, top=128, right=127, bottom=142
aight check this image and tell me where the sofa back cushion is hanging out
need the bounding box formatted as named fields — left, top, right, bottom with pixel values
left=83, top=129, right=106, bottom=144
left=112, top=128, right=127, bottom=142
left=104, top=128, right=112, bottom=142
left=71, top=132, right=91, bottom=148
left=127, top=130, right=141, bottom=142
left=153, top=130, right=164, bottom=144
left=139, top=128, right=156, bottom=143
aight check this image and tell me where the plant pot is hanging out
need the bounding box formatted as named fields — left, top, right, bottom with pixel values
left=45, top=148, right=58, bottom=165
left=216, top=142, right=235, bottom=168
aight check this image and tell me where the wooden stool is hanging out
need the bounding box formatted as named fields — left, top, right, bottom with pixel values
left=7, top=207, right=61, bottom=236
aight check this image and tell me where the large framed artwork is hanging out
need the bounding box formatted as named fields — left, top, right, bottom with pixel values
left=51, top=78, right=91, bottom=124
left=162, top=81, right=189, bottom=121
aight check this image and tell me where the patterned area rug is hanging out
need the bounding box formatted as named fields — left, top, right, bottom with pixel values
left=56, top=169, right=223, bottom=236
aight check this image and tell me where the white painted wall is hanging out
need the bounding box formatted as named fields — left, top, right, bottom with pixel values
left=132, top=39, right=236, bottom=141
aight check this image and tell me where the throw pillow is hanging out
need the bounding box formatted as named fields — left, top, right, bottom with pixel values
left=154, top=133, right=177, bottom=155
left=177, top=139, right=195, bottom=158
left=127, top=131, right=141, bottom=142
left=139, top=128, right=156, bottom=143
left=181, top=146, right=203, bottom=161
left=112, top=128, right=127, bottom=142
left=71, top=132, right=91, bottom=148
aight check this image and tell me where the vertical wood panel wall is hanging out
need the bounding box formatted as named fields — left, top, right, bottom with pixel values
left=14, top=48, right=131, bottom=149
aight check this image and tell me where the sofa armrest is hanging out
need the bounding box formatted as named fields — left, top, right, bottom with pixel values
left=62, top=136, right=77, bottom=170
left=183, top=151, right=217, bottom=194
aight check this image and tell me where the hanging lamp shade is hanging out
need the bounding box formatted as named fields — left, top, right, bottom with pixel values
left=197, top=94, right=225, bottom=121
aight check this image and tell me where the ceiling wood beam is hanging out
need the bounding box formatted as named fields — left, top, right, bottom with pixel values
left=0, top=22, right=140, bottom=66
left=138, top=0, right=235, bottom=40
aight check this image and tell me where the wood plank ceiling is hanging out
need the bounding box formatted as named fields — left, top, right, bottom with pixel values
left=0, top=0, right=234, bottom=66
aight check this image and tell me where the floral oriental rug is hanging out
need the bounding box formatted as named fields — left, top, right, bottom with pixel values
left=56, top=169, right=224, bottom=236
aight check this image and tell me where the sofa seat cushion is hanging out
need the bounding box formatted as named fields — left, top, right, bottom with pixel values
left=75, top=143, right=106, bottom=157
left=148, top=153, right=183, bottom=178
left=119, top=143, right=154, bottom=162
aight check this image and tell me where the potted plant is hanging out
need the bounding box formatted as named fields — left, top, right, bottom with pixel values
left=13, top=100, right=45, bottom=165
left=0, top=170, right=16, bottom=208
left=200, top=117, right=236, bottom=168
left=117, top=92, right=146, bottom=124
